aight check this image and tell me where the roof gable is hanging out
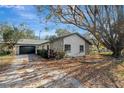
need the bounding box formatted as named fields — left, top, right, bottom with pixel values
left=51, top=33, right=92, bottom=45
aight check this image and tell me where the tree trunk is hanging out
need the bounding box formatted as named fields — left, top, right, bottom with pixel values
left=96, top=45, right=100, bottom=53
left=112, top=49, right=122, bottom=58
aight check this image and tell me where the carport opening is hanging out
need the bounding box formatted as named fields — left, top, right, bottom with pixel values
left=19, top=46, right=36, bottom=54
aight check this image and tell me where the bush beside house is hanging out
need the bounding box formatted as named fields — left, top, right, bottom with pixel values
left=37, top=49, right=48, bottom=58
left=0, top=50, right=10, bottom=56
left=55, top=51, right=65, bottom=59
left=0, top=45, right=11, bottom=56
left=37, top=49, right=65, bottom=59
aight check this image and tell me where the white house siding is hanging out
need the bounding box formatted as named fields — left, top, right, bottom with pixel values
left=38, top=43, right=50, bottom=50
left=50, top=39, right=63, bottom=52
left=63, top=34, right=86, bottom=57
left=85, top=42, right=90, bottom=55
left=38, top=40, right=63, bottom=52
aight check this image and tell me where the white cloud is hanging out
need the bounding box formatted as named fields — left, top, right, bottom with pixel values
left=19, top=12, right=38, bottom=20
left=0, top=5, right=25, bottom=10
left=0, top=5, right=37, bottom=20
left=9, top=6, right=38, bottom=21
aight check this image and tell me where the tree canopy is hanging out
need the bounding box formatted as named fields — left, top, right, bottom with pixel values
left=37, top=5, right=124, bottom=57
left=55, top=28, right=71, bottom=37
left=0, top=23, right=38, bottom=53
left=44, top=28, right=71, bottom=41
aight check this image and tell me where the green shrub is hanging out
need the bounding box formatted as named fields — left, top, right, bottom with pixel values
left=37, top=49, right=48, bottom=58
left=55, top=51, right=65, bottom=59
left=0, top=50, right=11, bottom=56
left=37, top=49, right=65, bottom=59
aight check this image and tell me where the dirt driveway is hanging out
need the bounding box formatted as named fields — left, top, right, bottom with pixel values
left=0, top=54, right=82, bottom=88
left=0, top=55, right=124, bottom=88
left=12, top=54, right=44, bottom=63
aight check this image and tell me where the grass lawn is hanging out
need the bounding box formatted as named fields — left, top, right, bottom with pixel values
left=100, top=52, right=113, bottom=55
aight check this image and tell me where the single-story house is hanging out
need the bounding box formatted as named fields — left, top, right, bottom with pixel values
left=1, top=33, right=91, bottom=56
left=38, top=33, right=91, bottom=56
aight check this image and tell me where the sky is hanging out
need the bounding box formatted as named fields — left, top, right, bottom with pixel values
left=0, top=5, right=87, bottom=39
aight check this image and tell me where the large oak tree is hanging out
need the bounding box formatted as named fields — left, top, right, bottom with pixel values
left=37, top=5, right=124, bottom=57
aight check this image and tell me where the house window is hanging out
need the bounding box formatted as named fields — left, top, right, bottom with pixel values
left=80, top=45, right=84, bottom=52
left=65, top=44, right=71, bottom=52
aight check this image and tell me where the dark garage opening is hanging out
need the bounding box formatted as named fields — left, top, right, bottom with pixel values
left=19, top=46, right=36, bottom=54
